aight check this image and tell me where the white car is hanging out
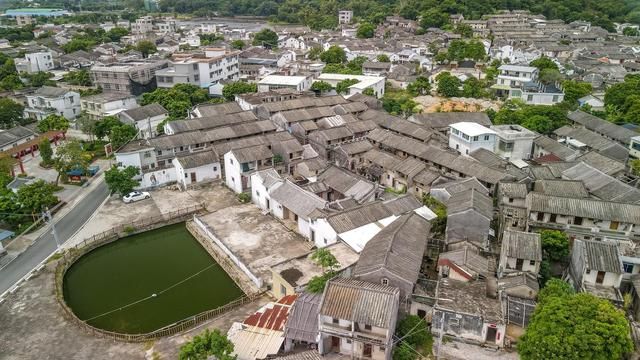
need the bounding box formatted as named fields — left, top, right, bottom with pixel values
left=123, top=191, right=151, bottom=203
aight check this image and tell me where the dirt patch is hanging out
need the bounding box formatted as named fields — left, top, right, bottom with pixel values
left=414, top=95, right=501, bottom=113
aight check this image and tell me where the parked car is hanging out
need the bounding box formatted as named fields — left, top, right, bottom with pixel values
left=123, top=191, right=151, bottom=203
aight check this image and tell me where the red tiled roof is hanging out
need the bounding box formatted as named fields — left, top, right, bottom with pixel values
left=533, top=153, right=562, bottom=163
left=243, top=295, right=297, bottom=331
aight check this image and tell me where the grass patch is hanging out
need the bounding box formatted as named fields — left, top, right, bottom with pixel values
left=47, top=252, right=64, bottom=264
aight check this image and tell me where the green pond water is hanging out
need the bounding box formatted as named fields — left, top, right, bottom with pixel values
left=63, top=223, right=243, bottom=334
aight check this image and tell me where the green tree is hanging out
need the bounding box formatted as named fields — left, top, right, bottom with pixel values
left=537, top=278, right=574, bottom=305
left=23, top=72, right=55, bottom=87
left=110, top=123, right=138, bottom=149
left=530, top=56, right=558, bottom=71
left=336, top=78, right=359, bottom=94
left=562, top=80, right=592, bottom=106
left=16, top=180, right=59, bottom=219
left=136, top=40, right=157, bottom=58
left=539, top=68, right=563, bottom=85
left=252, top=28, right=278, bottom=47
left=407, top=76, right=431, bottom=96
left=222, top=81, right=257, bottom=101
left=62, top=69, right=92, bottom=86
left=310, top=81, right=333, bottom=92
left=462, top=77, right=484, bottom=98
left=199, top=33, right=224, bottom=46
left=37, top=114, right=70, bottom=133
left=311, top=248, right=340, bottom=273
left=455, top=23, right=473, bottom=38
left=53, top=140, right=90, bottom=184
left=0, top=74, right=23, bottom=90
left=422, top=194, right=446, bottom=235
left=62, top=38, right=96, bottom=53
left=518, top=291, right=632, bottom=360
left=0, top=98, right=24, bottom=129
left=630, top=159, right=640, bottom=176
left=179, top=329, right=236, bottom=360
left=396, top=315, right=430, bottom=346
left=357, top=22, right=376, bottom=38
left=230, top=40, right=245, bottom=50
left=623, top=27, right=639, bottom=36
left=94, top=116, right=123, bottom=140
left=107, top=27, right=129, bottom=42
left=308, top=46, right=323, bottom=60
left=362, top=88, right=375, bottom=96
left=105, top=165, right=140, bottom=195
left=436, top=72, right=461, bottom=97
left=419, top=9, right=449, bottom=29
left=39, top=139, right=53, bottom=165
left=393, top=344, right=417, bottom=360
left=320, top=45, right=347, bottom=64
left=540, top=230, right=570, bottom=262
left=376, top=54, right=390, bottom=63
left=142, top=84, right=210, bottom=119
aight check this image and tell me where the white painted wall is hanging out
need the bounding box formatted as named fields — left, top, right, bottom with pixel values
left=224, top=152, right=244, bottom=193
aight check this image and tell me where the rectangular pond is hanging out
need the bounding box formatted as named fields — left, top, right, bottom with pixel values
left=63, top=222, right=244, bottom=334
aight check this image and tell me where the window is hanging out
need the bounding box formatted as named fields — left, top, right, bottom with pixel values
left=213, top=166, right=217, bottom=171
left=623, top=263, right=634, bottom=274
left=346, top=339, right=352, bottom=344
left=530, top=260, right=536, bottom=266
left=381, top=278, right=389, bottom=286
left=364, top=324, right=372, bottom=331
left=552, top=95, right=559, bottom=102
left=256, top=190, right=260, bottom=197
left=484, top=135, right=490, bottom=141
left=508, top=198, right=514, bottom=203
left=184, top=173, right=188, bottom=178
left=332, top=318, right=339, bottom=324
left=230, top=158, right=234, bottom=164
left=472, top=136, right=479, bottom=141
left=280, top=284, right=287, bottom=295
left=586, top=269, right=591, bottom=274
left=550, top=214, right=557, bottom=223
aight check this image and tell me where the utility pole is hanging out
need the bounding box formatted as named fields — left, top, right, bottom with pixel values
left=43, top=207, right=60, bottom=249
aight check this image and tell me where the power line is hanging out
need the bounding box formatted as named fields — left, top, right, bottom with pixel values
left=81, top=263, right=216, bottom=322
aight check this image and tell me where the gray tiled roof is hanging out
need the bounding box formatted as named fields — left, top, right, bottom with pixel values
left=269, top=180, right=327, bottom=219
left=121, top=103, right=168, bottom=121
left=34, top=86, right=69, bottom=97
left=501, top=230, right=542, bottom=261
left=533, top=179, right=589, bottom=198
left=355, top=213, right=430, bottom=285
left=324, top=195, right=421, bottom=233
left=576, top=239, right=623, bottom=273
left=568, top=110, right=636, bottom=145
left=283, top=292, right=321, bottom=344
left=0, top=126, right=35, bottom=148
left=527, top=192, right=640, bottom=224
left=175, top=150, right=219, bottom=169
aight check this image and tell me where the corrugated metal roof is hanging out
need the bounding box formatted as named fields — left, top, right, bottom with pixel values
left=320, top=278, right=399, bottom=328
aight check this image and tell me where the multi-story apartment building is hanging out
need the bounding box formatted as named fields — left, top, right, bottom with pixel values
left=80, top=93, right=138, bottom=120
left=90, top=60, right=169, bottom=96
left=448, top=122, right=497, bottom=156
left=24, top=86, right=80, bottom=120
left=156, top=48, right=240, bottom=96
left=15, top=51, right=55, bottom=74
left=131, top=16, right=153, bottom=34
left=338, top=10, right=353, bottom=24
left=15, top=15, right=34, bottom=26
left=492, top=64, right=564, bottom=105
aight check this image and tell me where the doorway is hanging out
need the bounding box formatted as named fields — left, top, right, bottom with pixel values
left=596, top=271, right=606, bottom=284
left=363, top=343, right=372, bottom=358
left=331, top=336, right=340, bottom=352
left=516, top=259, right=524, bottom=271
left=190, top=172, right=196, bottom=183
left=486, top=327, right=497, bottom=343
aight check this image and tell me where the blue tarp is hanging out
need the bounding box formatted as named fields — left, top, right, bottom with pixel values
left=0, top=229, right=15, bottom=242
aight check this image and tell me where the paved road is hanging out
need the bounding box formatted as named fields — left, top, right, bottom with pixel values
left=0, top=179, right=109, bottom=296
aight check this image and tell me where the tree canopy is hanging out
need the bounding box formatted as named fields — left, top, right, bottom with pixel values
left=310, top=81, right=334, bottom=92
left=0, top=98, right=24, bottom=129
left=540, top=230, right=570, bottom=262
left=252, top=29, right=278, bottom=47
left=179, top=329, right=236, bottom=360
left=518, top=279, right=632, bottom=360
left=105, top=165, right=140, bottom=195
left=222, top=81, right=257, bottom=101
left=336, top=78, right=360, bottom=94
left=320, top=45, right=347, bottom=64
left=436, top=72, right=462, bottom=97
left=142, top=84, right=209, bottom=120
left=37, top=114, right=70, bottom=133
left=357, top=22, right=376, bottom=38
left=490, top=100, right=567, bottom=134
left=62, top=69, right=92, bottom=86
left=53, top=140, right=90, bottom=184
left=136, top=40, right=157, bottom=58
left=530, top=56, right=559, bottom=71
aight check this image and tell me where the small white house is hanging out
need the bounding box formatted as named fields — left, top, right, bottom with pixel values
left=316, top=73, right=386, bottom=98
left=172, top=150, right=221, bottom=190
left=15, top=51, right=55, bottom=73
left=498, top=230, right=542, bottom=277
left=448, top=122, right=497, bottom=156
left=491, top=124, right=538, bottom=161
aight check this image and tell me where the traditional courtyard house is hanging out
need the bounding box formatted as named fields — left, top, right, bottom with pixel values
left=119, top=103, right=168, bottom=139
left=172, top=150, right=221, bottom=190
left=437, top=246, right=494, bottom=282
left=354, top=213, right=431, bottom=300
left=224, top=144, right=274, bottom=194
left=497, top=182, right=528, bottom=231
left=498, top=230, right=542, bottom=277
left=566, top=239, right=624, bottom=303
left=432, top=278, right=505, bottom=347
left=445, top=188, right=494, bottom=251
left=526, top=192, right=640, bottom=242
left=318, top=278, right=400, bottom=360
